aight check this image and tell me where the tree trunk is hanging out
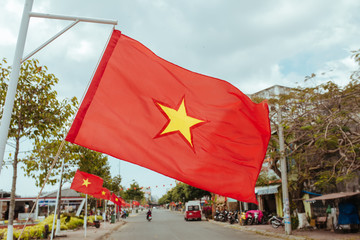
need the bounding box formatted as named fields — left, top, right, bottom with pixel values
left=7, top=137, right=20, bottom=239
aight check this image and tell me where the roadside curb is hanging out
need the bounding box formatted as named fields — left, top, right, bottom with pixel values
left=209, top=220, right=309, bottom=240
left=56, top=220, right=126, bottom=240
left=98, top=221, right=126, bottom=240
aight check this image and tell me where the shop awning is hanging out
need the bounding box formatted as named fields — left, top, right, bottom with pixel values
left=227, top=198, right=238, bottom=202
left=305, top=192, right=360, bottom=202
left=255, top=184, right=280, bottom=195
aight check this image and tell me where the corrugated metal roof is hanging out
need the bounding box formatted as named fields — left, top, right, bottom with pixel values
left=305, top=192, right=360, bottom=202
left=41, top=188, right=82, bottom=198
left=255, top=184, right=280, bottom=195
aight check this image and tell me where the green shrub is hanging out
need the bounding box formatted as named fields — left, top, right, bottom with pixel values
left=87, top=215, right=103, bottom=223
left=0, top=214, right=88, bottom=240
left=0, top=228, right=7, bottom=239
left=64, top=217, right=84, bottom=229
left=291, top=215, right=299, bottom=230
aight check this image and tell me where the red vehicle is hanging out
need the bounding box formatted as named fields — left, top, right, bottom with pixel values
left=184, top=201, right=202, bottom=221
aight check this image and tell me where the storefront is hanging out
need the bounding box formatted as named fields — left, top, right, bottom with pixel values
left=255, top=184, right=282, bottom=216
left=0, top=188, right=85, bottom=221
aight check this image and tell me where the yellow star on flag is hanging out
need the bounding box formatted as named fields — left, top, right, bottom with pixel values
left=156, top=98, right=205, bottom=147
left=102, top=191, right=106, bottom=196
left=115, top=198, right=118, bottom=202
left=82, top=178, right=91, bottom=187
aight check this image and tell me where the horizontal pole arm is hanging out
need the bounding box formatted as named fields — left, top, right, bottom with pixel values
left=29, top=12, right=118, bottom=25
left=22, top=20, right=80, bottom=63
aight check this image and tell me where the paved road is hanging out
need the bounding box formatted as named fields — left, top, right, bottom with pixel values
left=108, top=209, right=282, bottom=240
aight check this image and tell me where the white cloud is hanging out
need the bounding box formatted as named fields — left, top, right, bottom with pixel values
left=314, top=56, right=358, bottom=87
left=4, top=0, right=23, bottom=15
left=66, top=40, right=95, bottom=62
left=0, top=27, right=16, bottom=46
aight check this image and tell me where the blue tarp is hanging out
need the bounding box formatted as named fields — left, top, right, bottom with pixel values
left=302, top=190, right=322, bottom=196
left=338, top=202, right=360, bottom=225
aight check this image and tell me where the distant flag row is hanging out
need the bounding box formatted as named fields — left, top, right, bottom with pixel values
left=70, top=170, right=125, bottom=207
left=120, top=183, right=177, bottom=191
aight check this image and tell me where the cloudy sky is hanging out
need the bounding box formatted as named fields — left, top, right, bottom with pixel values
left=0, top=0, right=360, bottom=198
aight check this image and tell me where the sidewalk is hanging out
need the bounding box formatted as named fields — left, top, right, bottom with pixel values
left=210, top=220, right=360, bottom=240
left=56, top=220, right=125, bottom=240
left=55, top=211, right=140, bottom=240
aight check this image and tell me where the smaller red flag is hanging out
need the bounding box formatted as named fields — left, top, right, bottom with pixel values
left=111, top=193, right=121, bottom=206
left=92, top=187, right=111, bottom=200
left=70, top=170, right=103, bottom=195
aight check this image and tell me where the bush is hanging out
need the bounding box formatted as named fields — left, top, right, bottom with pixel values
left=87, top=215, right=103, bottom=223
left=0, top=214, right=89, bottom=240
left=291, top=215, right=299, bottom=230
left=0, top=228, right=6, bottom=239
left=65, top=217, right=84, bottom=229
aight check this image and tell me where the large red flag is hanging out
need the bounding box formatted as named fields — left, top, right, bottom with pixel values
left=70, top=170, right=103, bottom=195
left=92, top=187, right=111, bottom=200
left=66, top=30, right=271, bottom=203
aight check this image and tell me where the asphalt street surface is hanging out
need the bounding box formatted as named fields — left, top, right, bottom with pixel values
left=108, top=209, right=282, bottom=240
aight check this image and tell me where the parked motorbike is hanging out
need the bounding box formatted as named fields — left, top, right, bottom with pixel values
left=219, top=210, right=228, bottom=222
left=214, top=210, right=221, bottom=221
left=253, top=211, right=260, bottom=224
left=245, top=213, right=254, bottom=225
left=239, top=212, right=247, bottom=225
left=120, top=212, right=127, bottom=219
left=228, top=211, right=239, bottom=224
left=269, top=215, right=284, bottom=228
left=261, top=211, right=273, bottom=224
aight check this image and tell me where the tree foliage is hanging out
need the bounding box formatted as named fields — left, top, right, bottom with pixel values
left=122, top=181, right=144, bottom=201
left=252, top=50, right=360, bottom=212
left=158, top=183, right=210, bottom=205
left=0, top=59, right=77, bottom=226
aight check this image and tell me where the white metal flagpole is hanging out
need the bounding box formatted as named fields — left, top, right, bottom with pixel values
left=0, top=0, right=33, bottom=176
left=84, top=194, right=88, bottom=238
left=4, top=2, right=33, bottom=238
left=1, top=0, right=117, bottom=237
left=0, top=1, right=118, bottom=176
left=103, top=200, right=107, bottom=223
left=50, top=156, right=65, bottom=240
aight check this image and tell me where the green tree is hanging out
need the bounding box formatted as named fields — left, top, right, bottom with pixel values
left=0, top=59, right=77, bottom=232
left=158, top=183, right=210, bottom=204
left=123, top=181, right=144, bottom=202
left=184, top=184, right=211, bottom=201
left=105, top=174, right=123, bottom=194
left=254, top=75, right=360, bottom=213
left=23, top=140, right=78, bottom=187
left=158, top=190, right=172, bottom=205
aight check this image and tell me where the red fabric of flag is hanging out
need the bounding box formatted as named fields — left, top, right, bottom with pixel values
left=92, top=187, right=111, bottom=200
left=66, top=30, right=271, bottom=203
left=110, top=193, right=121, bottom=206
left=70, top=170, right=103, bottom=195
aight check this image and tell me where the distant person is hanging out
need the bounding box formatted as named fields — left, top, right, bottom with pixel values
left=146, top=209, right=152, bottom=220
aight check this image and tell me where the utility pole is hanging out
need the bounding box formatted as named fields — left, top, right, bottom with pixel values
left=277, top=105, right=291, bottom=235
